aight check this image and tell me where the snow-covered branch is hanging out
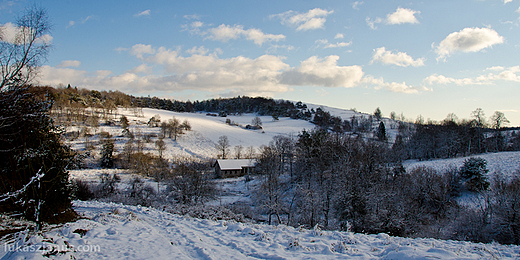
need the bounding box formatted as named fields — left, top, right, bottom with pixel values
left=0, top=168, right=44, bottom=203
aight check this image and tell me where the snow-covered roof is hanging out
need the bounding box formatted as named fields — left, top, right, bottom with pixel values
left=217, top=159, right=256, bottom=170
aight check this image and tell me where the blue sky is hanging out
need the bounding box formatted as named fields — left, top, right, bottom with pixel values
left=2, top=0, right=520, bottom=126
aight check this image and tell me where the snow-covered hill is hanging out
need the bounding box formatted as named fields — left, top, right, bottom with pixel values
left=404, top=151, right=520, bottom=179
left=2, top=200, right=519, bottom=259
left=68, top=107, right=316, bottom=160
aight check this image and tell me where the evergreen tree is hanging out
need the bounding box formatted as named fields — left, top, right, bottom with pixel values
left=376, top=121, right=387, bottom=141
left=459, top=157, right=490, bottom=192
left=100, top=138, right=115, bottom=168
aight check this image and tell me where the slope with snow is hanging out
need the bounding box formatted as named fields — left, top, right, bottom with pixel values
left=78, top=108, right=316, bottom=160
left=404, top=151, right=520, bottom=179
left=2, top=200, right=519, bottom=259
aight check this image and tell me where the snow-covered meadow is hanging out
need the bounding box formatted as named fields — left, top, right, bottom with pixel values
left=2, top=200, right=519, bottom=259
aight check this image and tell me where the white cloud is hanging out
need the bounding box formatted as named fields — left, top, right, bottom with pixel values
left=266, top=44, right=296, bottom=53
left=130, top=44, right=156, bottom=59
left=334, top=33, right=344, bottom=39
left=186, top=46, right=210, bottom=55
left=352, top=1, right=364, bottom=10
left=386, top=7, right=420, bottom=25
left=271, top=8, right=334, bottom=31
left=66, top=21, right=75, bottom=28
left=0, top=22, right=52, bottom=44
left=424, top=66, right=520, bottom=86
left=435, top=27, right=504, bottom=61
left=316, top=39, right=352, bottom=49
left=366, top=7, right=420, bottom=29
left=82, top=15, right=94, bottom=24
left=57, top=60, right=81, bottom=68
left=115, top=47, right=129, bottom=53
left=504, top=0, right=513, bottom=4
left=371, top=47, right=425, bottom=67
left=423, top=74, right=480, bottom=85
left=207, top=24, right=285, bottom=45
left=183, top=14, right=202, bottom=20
left=130, top=64, right=153, bottom=74
left=182, top=20, right=206, bottom=35
left=279, top=55, right=364, bottom=88
left=40, top=44, right=427, bottom=96
left=363, top=75, right=422, bottom=93
left=134, top=10, right=151, bottom=17
left=366, top=17, right=383, bottom=30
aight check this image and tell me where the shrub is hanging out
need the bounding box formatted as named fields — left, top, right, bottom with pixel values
left=71, top=179, right=95, bottom=200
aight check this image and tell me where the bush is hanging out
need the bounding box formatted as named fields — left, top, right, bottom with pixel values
left=127, top=177, right=156, bottom=206
left=71, top=179, right=95, bottom=200
left=168, top=161, right=216, bottom=205
left=94, top=173, right=121, bottom=198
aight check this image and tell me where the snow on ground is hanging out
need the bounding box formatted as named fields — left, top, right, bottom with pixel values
left=2, top=200, right=519, bottom=260
left=138, top=108, right=314, bottom=157
left=78, top=108, right=316, bottom=160
left=403, top=151, right=520, bottom=179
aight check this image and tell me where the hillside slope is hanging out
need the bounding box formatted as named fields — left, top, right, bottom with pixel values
left=2, top=200, right=519, bottom=259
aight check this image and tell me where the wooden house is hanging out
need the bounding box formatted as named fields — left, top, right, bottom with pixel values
left=213, top=159, right=256, bottom=178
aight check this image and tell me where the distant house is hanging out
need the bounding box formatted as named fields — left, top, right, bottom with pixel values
left=213, top=159, right=256, bottom=178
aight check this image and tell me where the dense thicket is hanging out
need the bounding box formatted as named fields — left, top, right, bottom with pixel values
left=251, top=130, right=520, bottom=245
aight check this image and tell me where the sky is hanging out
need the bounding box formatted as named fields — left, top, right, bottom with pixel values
left=1, top=0, right=520, bottom=126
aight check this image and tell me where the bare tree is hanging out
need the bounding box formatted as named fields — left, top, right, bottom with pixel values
left=215, top=135, right=230, bottom=159
left=471, top=108, right=486, bottom=153
left=245, top=146, right=256, bottom=159
left=490, top=111, right=510, bottom=151
left=234, top=145, right=243, bottom=159
left=252, top=116, right=262, bottom=127
left=490, top=111, right=509, bottom=130
left=374, top=107, right=382, bottom=121
left=155, top=137, right=166, bottom=159
left=161, top=117, right=191, bottom=140
left=1, top=5, right=51, bottom=90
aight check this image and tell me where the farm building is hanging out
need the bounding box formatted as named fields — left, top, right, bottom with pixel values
left=213, top=159, right=256, bottom=178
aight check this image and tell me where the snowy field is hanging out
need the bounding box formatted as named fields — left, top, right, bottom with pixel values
left=67, top=107, right=316, bottom=160
left=404, top=151, right=520, bottom=179
left=2, top=200, right=519, bottom=259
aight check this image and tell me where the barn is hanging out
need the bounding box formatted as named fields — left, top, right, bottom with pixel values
left=213, top=159, right=256, bottom=178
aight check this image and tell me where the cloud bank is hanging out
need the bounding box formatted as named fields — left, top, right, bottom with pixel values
left=38, top=44, right=421, bottom=96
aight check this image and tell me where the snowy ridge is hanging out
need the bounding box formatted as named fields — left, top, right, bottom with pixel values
left=2, top=200, right=519, bottom=259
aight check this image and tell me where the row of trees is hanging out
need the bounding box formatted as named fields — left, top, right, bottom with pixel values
left=394, top=108, right=519, bottom=161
